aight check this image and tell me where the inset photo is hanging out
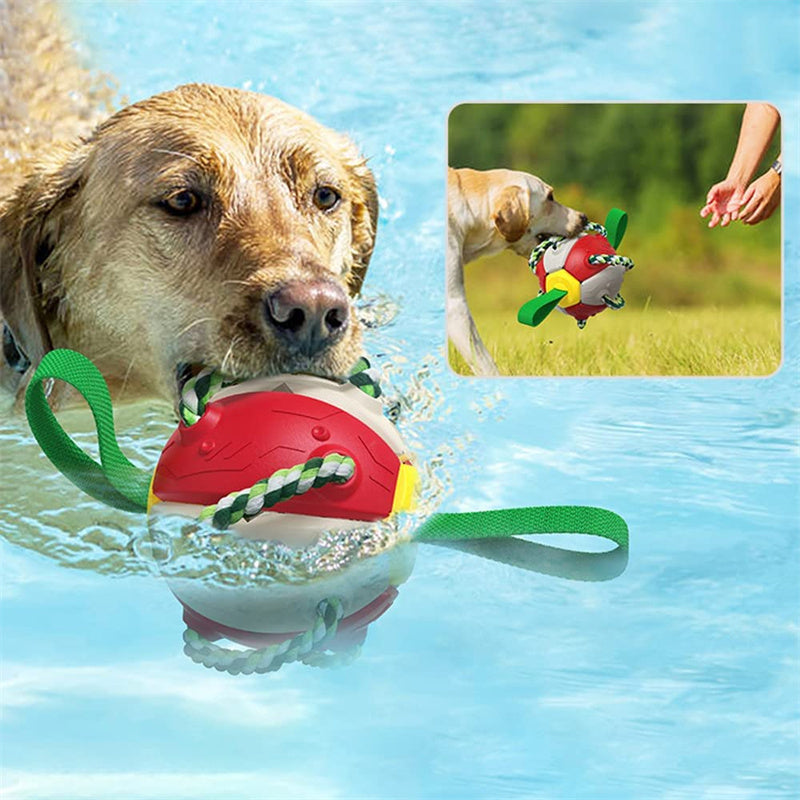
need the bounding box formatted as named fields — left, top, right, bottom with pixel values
left=447, top=103, right=782, bottom=377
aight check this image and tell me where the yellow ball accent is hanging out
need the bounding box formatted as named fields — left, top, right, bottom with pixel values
left=391, top=463, right=419, bottom=514
left=545, top=269, right=581, bottom=308
left=147, top=470, right=160, bottom=512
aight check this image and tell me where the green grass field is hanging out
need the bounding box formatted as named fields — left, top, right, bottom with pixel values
left=449, top=305, right=781, bottom=377
left=451, top=237, right=782, bottom=377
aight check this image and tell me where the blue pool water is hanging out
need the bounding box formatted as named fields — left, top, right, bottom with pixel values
left=1, top=2, right=799, bottom=798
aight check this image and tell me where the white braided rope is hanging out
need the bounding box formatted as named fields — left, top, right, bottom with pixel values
left=179, top=368, right=224, bottom=425
left=528, top=221, right=633, bottom=272
left=198, top=454, right=356, bottom=529
left=183, top=598, right=346, bottom=675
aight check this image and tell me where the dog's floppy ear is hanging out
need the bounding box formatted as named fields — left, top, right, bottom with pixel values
left=492, top=185, right=530, bottom=243
left=0, top=143, right=89, bottom=372
left=346, top=159, right=379, bottom=296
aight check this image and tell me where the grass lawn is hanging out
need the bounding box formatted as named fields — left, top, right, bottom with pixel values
left=451, top=245, right=782, bottom=377
left=450, top=305, right=782, bottom=377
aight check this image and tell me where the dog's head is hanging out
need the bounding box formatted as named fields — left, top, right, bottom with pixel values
left=492, top=172, right=586, bottom=257
left=0, top=84, right=378, bottom=400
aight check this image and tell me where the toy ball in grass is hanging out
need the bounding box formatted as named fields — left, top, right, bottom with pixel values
left=148, top=371, right=419, bottom=545
left=518, top=209, right=634, bottom=330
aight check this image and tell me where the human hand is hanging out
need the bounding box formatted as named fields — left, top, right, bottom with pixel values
left=738, top=170, right=781, bottom=225
left=700, top=179, right=748, bottom=227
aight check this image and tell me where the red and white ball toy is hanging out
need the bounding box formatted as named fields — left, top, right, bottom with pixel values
left=518, top=211, right=632, bottom=329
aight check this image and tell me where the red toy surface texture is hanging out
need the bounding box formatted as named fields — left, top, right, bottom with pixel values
left=152, top=390, right=403, bottom=521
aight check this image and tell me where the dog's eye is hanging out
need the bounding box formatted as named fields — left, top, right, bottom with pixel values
left=313, top=186, right=341, bottom=212
left=546, top=190, right=555, bottom=202
left=161, top=189, right=202, bottom=216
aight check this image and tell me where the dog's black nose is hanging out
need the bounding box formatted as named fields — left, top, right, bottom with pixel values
left=265, top=280, right=349, bottom=355
left=580, top=213, right=589, bottom=228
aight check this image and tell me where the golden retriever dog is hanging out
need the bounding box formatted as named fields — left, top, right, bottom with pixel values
left=0, top=82, right=377, bottom=405
left=447, top=167, right=586, bottom=376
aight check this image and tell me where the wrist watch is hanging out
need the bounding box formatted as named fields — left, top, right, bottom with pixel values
left=770, top=159, right=782, bottom=176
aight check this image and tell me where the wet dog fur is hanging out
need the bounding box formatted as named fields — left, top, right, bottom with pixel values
left=0, top=83, right=378, bottom=405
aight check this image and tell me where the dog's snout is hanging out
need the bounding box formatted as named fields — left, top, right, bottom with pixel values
left=265, top=280, right=349, bottom=354
left=567, top=212, right=590, bottom=238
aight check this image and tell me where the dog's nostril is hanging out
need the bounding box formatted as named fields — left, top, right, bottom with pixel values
left=274, top=307, right=306, bottom=333
left=325, top=307, right=345, bottom=331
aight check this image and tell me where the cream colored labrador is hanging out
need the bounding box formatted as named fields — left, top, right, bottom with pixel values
left=447, top=167, right=586, bottom=375
left=0, top=83, right=377, bottom=406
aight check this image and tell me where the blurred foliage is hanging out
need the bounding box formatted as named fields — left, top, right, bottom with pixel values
left=449, top=104, right=781, bottom=308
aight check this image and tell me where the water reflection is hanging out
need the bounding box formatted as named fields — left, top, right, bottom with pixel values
left=143, top=499, right=629, bottom=675
left=426, top=534, right=628, bottom=582
left=144, top=511, right=417, bottom=674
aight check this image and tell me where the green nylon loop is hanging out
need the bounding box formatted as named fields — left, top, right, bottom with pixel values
left=415, top=505, right=628, bottom=549
left=24, top=349, right=151, bottom=513
left=604, top=208, right=628, bottom=249
left=517, top=288, right=568, bottom=327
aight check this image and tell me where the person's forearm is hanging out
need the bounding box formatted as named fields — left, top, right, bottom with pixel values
left=726, top=103, right=780, bottom=185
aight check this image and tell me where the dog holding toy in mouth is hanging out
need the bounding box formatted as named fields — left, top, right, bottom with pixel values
left=446, top=167, right=587, bottom=376
left=1, top=83, right=378, bottom=406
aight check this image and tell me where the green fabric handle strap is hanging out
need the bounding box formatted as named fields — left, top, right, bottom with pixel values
left=25, top=349, right=628, bottom=556
left=415, top=505, right=628, bottom=549
left=25, top=349, right=151, bottom=513
left=415, top=505, right=629, bottom=582
left=517, top=288, right=568, bottom=328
